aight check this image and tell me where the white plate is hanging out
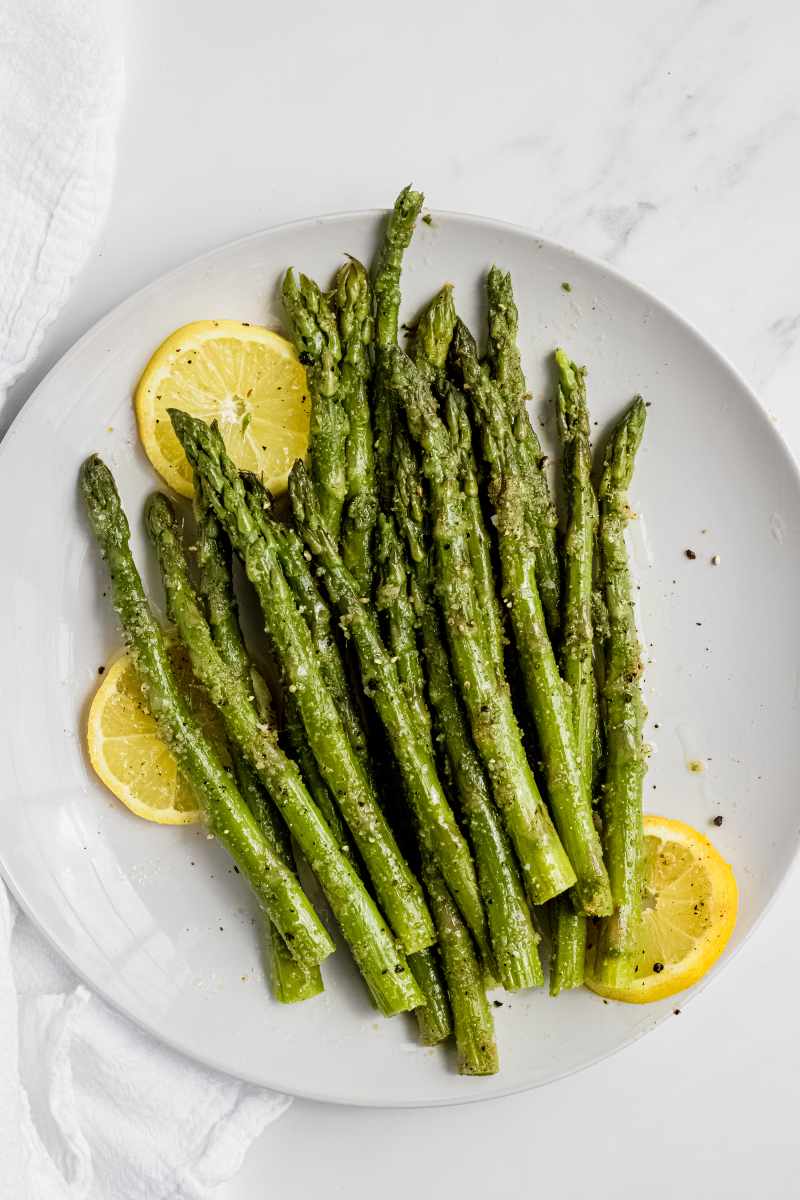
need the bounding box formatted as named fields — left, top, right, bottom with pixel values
left=0, top=211, right=797, bottom=1107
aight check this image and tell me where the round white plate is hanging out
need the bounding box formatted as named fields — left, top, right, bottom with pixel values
left=0, top=211, right=797, bottom=1107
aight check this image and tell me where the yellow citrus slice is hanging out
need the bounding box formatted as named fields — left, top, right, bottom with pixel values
left=87, top=642, right=229, bottom=824
left=134, top=320, right=310, bottom=497
left=586, top=814, right=738, bottom=1003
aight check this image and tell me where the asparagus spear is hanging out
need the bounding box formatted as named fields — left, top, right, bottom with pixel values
left=372, top=185, right=424, bottom=511
left=242, top=475, right=372, bottom=776
left=144, top=490, right=423, bottom=1015
left=336, top=258, right=378, bottom=594
left=231, top=752, right=323, bottom=1003
left=422, top=855, right=499, bottom=1076
left=288, top=458, right=491, bottom=964
left=407, top=946, right=453, bottom=1045
left=592, top=398, right=648, bottom=987
left=193, top=505, right=323, bottom=1001
left=282, top=269, right=348, bottom=539
left=545, top=350, right=601, bottom=990
left=485, top=267, right=561, bottom=635
left=549, top=899, right=588, bottom=997
left=80, top=456, right=334, bottom=970
left=374, top=512, right=431, bottom=746
left=394, top=425, right=543, bottom=991
left=169, top=412, right=434, bottom=957
left=390, top=348, right=575, bottom=907
left=411, top=285, right=506, bottom=678
left=451, top=321, right=611, bottom=918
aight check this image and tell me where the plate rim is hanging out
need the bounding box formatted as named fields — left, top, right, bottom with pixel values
left=2, top=206, right=799, bottom=1107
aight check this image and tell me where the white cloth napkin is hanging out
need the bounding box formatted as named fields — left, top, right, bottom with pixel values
left=0, top=0, right=119, bottom=400
left=0, top=3, right=291, bottom=1197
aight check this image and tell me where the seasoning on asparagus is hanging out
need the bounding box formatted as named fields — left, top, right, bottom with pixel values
left=80, top=456, right=334, bottom=970
left=335, top=258, right=378, bottom=594
left=288, top=457, right=491, bottom=963
left=282, top=269, right=348, bottom=539
left=549, top=898, right=588, bottom=997
left=372, top=185, right=424, bottom=510
left=591, top=398, right=648, bottom=987
left=422, top=855, right=499, bottom=1076
left=394, top=424, right=543, bottom=991
left=546, top=349, right=601, bottom=987
left=451, top=320, right=611, bottom=918
left=168, top=413, right=435, bottom=958
left=485, top=267, right=560, bottom=634
left=194, top=504, right=324, bottom=1001
left=411, top=285, right=506, bottom=678
left=144, top=489, right=424, bottom=1015
left=390, top=347, right=575, bottom=907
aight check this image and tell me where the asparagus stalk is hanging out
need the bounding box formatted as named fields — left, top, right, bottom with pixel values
left=193, top=505, right=323, bottom=1000
left=144, top=490, right=423, bottom=1015
left=485, top=267, right=560, bottom=634
left=592, top=398, right=648, bottom=987
left=288, top=458, right=491, bottom=964
left=372, top=185, right=424, bottom=512
left=546, top=349, right=601, bottom=990
left=451, top=321, right=611, bottom=918
left=411, top=285, right=506, bottom=678
left=374, top=512, right=431, bottom=746
left=549, top=898, right=588, bottom=997
left=231, top=753, right=323, bottom=1002
left=336, top=258, right=378, bottom=594
left=389, top=348, right=575, bottom=907
left=80, top=456, right=334, bottom=970
left=422, top=855, right=499, bottom=1076
left=394, top=425, right=543, bottom=991
left=169, top=413, right=435, bottom=958
left=407, top=946, right=453, bottom=1046
left=282, top=269, right=348, bottom=539
left=242, top=474, right=372, bottom=775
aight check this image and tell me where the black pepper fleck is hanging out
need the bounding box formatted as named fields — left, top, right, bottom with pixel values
left=712, top=815, right=724, bottom=827
left=685, top=549, right=697, bottom=560
left=652, top=962, right=664, bottom=973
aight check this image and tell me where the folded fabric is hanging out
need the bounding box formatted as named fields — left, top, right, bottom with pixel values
left=0, top=3, right=291, bottom=1195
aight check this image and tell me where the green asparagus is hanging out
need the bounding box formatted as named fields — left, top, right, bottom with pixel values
left=485, top=267, right=560, bottom=634
left=546, top=349, right=600, bottom=988
left=193, top=503, right=324, bottom=1001
left=389, top=348, right=575, bottom=907
left=144, top=490, right=423, bottom=1015
left=394, top=425, right=543, bottom=991
left=422, top=855, right=498, bottom=1076
left=451, top=321, right=611, bottom=918
left=407, top=945, right=453, bottom=1046
left=411, top=285, right=506, bottom=679
left=548, top=898, right=588, bottom=997
left=80, top=456, right=334, bottom=970
left=592, top=398, right=648, bottom=987
left=288, top=458, right=491, bottom=963
left=372, top=185, right=424, bottom=511
left=282, top=269, right=348, bottom=539
left=169, top=412, right=435, bottom=957
left=336, top=258, right=378, bottom=594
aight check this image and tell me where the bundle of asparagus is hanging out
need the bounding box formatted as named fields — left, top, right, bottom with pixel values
left=81, top=186, right=647, bottom=1076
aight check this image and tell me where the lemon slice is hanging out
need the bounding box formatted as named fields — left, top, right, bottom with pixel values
left=586, top=815, right=738, bottom=1003
left=135, top=320, right=310, bottom=497
left=87, top=642, right=229, bottom=824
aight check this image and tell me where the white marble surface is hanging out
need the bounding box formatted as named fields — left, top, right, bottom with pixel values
left=8, top=0, right=800, bottom=1195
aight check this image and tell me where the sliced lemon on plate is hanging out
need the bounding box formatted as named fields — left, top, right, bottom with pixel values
left=586, top=814, right=738, bottom=1003
left=87, top=642, right=228, bottom=824
left=135, top=320, right=310, bottom=497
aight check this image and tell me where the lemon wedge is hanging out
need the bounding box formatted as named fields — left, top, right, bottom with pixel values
left=87, top=642, right=228, bottom=824
left=134, top=320, right=309, bottom=497
left=586, top=814, right=738, bottom=1003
